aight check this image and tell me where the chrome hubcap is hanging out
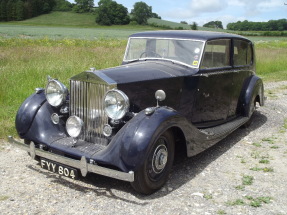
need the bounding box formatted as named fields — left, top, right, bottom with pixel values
left=152, top=144, right=168, bottom=174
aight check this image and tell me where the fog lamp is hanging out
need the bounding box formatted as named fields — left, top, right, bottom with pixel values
left=66, top=116, right=83, bottom=138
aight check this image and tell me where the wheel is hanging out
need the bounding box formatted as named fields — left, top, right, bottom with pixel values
left=131, top=130, right=175, bottom=194
left=242, top=99, right=256, bottom=128
left=140, top=51, right=162, bottom=58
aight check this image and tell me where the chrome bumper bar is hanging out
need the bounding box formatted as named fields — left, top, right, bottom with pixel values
left=8, top=136, right=134, bottom=182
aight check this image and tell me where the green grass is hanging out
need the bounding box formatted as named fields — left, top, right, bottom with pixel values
left=283, top=119, right=287, bottom=129
left=217, top=210, right=227, bottom=215
left=11, top=12, right=98, bottom=27
left=6, top=11, right=160, bottom=30
left=0, top=24, right=158, bottom=40
left=226, top=199, right=245, bottom=206
left=242, top=175, right=254, bottom=185
left=252, top=142, right=262, bottom=147
left=203, top=193, right=213, bottom=200
left=245, top=196, right=272, bottom=207
left=255, top=40, right=287, bottom=81
left=250, top=167, right=274, bottom=172
left=226, top=196, right=272, bottom=207
left=259, top=159, right=270, bottom=164
left=235, top=185, right=245, bottom=190
left=0, top=38, right=126, bottom=138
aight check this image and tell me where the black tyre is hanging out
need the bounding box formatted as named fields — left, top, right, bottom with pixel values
left=131, top=130, right=175, bottom=194
left=242, top=98, right=256, bottom=128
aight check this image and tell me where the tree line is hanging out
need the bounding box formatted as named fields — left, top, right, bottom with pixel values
left=0, top=0, right=161, bottom=26
left=0, top=0, right=56, bottom=21
left=95, top=0, right=161, bottom=26
left=227, top=19, right=287, bottom=31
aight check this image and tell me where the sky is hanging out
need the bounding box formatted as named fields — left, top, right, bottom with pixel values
left=68, top=0, right=287, bottom=28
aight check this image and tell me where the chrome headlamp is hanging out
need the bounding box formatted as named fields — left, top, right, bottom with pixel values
left=66, top=116, right=83, bottom=138
left=45, top=79, right=68, bottom=107
left=104, top=89, right=129, bottom=120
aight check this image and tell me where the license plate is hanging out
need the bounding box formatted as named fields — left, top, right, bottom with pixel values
left=40, top=159, right=78, bottom=179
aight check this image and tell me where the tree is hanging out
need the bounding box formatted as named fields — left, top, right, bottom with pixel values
left=0, top=0, right=7, bottom=21
left=203, top=21, right=223, bottom=29
left=74, top=0, right=94, bottom=13
left=151, top=12, right=161, bottom=19
left=53, top=0, right=72, bottom=11
left=6, top=0, right=17, bottom=21
left=15, top=0, right=25, bottom=20
left=95, top=0, right=129, bottom=25
left=191, top=22, right=198, bottom=30
left=131, top=1, right=152, bottom=25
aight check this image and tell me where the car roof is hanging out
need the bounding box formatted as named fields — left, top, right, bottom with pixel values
left=129, top=30, right=250, bottom=42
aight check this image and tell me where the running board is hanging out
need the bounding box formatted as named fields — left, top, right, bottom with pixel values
left=199, top=117, right=249, bottom=140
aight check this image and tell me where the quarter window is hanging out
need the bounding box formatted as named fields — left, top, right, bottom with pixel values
left=233, top=40, right=253, bottom=66
left=201, top=39, right=231, bottom=68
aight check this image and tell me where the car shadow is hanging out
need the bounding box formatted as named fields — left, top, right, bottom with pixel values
left=26, top=110, right=267, bottom=202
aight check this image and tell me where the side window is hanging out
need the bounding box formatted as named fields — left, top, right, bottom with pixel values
left=233, top=40, right=253, bottom=66
left=201, top=39, right=231, bottom=68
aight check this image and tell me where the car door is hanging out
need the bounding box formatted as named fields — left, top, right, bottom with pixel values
left=191, top=39, right=235, bottom=127
left=228, top=39, right=254, bottom=117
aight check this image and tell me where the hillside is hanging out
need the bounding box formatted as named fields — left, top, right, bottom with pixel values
left=12, top=12, right=99, bottom=27
left=6, top=11, right=207, bottom=30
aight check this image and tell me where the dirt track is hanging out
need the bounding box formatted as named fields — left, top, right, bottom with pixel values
left=1, top=81, right=287, bottom=215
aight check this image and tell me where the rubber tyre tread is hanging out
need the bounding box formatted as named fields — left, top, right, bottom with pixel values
left=242, top=99, right=256, bottom=128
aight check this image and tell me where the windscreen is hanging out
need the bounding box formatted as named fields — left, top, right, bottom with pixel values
left=124, top=38, right=204, bottom=68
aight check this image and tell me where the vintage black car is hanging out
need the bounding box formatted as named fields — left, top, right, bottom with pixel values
left=9, top=30, right=264, bottom=194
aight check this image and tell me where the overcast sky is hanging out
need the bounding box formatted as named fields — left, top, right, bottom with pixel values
left=68, top=0, right=287, bottom=28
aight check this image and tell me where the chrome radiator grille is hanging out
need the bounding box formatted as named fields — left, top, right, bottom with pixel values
left=70, top=80, right=110, bottom=144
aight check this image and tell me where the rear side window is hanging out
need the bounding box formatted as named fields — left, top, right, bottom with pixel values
left=233, top=40, right=253, bottom=66
left=200, top=39, right=231, bottom=68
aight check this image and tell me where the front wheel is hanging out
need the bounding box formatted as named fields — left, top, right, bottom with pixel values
left=131, top=130, right=175, bottom=194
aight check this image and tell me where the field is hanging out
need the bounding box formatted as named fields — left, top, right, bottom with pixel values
left=0, top=24, right=148, bottom=39
left=0, top=12, right=287, bottom=139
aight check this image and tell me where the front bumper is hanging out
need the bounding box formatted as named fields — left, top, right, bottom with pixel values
left=8, top=136, right=134, bottom=182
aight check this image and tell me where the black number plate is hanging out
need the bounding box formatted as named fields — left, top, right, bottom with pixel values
left=40, top=159, right=78, bottom=179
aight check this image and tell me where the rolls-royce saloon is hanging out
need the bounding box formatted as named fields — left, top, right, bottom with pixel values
left=9, top=30, right=264, bottom=194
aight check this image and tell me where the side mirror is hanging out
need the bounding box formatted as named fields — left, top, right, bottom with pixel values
left=155, top=90, right=166, bottom=107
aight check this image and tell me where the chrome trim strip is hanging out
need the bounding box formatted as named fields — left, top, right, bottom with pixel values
left=8, top=136, right=134, bottom=182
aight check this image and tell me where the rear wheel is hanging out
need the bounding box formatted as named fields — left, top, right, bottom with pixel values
left=131, top=130, right=175, bottom=194
left=242, top=98, right=256, bottom=128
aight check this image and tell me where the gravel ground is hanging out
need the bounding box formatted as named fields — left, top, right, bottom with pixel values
left=1, top=81, right=287, bottom=215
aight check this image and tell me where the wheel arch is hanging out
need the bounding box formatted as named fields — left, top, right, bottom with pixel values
left=99, top=107, right=193, bottom=172
left=169, top=126, right=188, bottom=158
left=239, top=75, right=264, bottom=117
